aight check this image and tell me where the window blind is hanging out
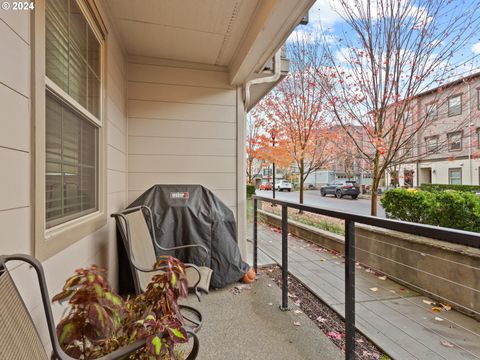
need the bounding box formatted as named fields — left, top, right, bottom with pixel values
left=46, top=0, right=100, bottom=117
left=45, top=91, right=98, bottom=228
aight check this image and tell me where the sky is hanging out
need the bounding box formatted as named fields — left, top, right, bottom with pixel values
left=288, top=0, right=480, bottom=81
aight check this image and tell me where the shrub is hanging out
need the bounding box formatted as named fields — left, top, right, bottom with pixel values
left=53, top=256, right=190, bottom=359
left=246, top=184, right=256, bottom=198
left=381, top=188, right=480, bottom=232
left=420, top=183, right=480, bottom=193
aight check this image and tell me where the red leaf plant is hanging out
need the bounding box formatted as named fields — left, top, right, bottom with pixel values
left=52, top=256, right=190, bottom=359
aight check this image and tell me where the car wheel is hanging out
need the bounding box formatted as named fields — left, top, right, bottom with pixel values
left=288, top=189, right=291, bottom=192
left=352, top=195, right=358, bottom=199
left=336, top=190, right=343, bottom=199
left=321, top=190, right=326, bottom=197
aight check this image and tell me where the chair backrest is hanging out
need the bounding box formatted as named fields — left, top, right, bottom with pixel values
left=113, top=207, right=158, bottom=293
left=0, top=261, right=49, bottom=360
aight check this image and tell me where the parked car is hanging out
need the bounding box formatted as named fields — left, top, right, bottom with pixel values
left=320, top=180, right=360, bottom=199
left=259, top=182, right=273, bottom=190
left=275, top=180, right=292, bottom=192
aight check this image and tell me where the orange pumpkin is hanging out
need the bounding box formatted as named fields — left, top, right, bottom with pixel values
left=242, top=268, right=256, bottom=283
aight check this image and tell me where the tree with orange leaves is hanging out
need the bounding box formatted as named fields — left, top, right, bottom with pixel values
left=254, top=34, right=335, bottom=205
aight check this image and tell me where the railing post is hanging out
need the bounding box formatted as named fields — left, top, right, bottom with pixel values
left=253, top=198, right=258, bottom=274
left=280, top=204, right=289, bottom=311
left=345, top=219, right=356, bottom=360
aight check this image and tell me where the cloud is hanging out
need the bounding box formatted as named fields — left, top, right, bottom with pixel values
left=472, top=42, right=480, bottom=55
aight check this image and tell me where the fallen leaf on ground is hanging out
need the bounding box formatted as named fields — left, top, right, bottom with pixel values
left=356, top=339, right=364, bottom=343
left=231, top=284, right=252, bottom=295
left=440, top=340, right=455, bottom=348
left=267, top=284, right=272, bottom=287
left=316, top=316, right=327, bottom=323
left=267, top=302, right=273, bottom=306
left=320, top=259, right=326, bottom=262
left=293, top=321, right=301, bottom=326
left=378, top=276, right=387, bottom=281
left=370, top=287, right=379, bottom=292
left=294, top=310, right=302, bottom=314
left=327, top=332, right=344, bottom=340
left=434, top=317, right=444, bottom=321
left=431, top=307, right=443, bottom=313
left=441, top=304, right=452, bottom=311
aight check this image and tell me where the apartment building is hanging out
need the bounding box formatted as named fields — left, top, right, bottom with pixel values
left=390, top=73, right=480, bottom=187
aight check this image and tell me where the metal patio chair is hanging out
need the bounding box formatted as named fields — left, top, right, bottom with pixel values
left=0, top=254, right=152, bottom=360
left=112, top=205, right=210, bottom=332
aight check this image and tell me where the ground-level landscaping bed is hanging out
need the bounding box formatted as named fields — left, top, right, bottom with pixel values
left=262, top=265, right=390, bottom=360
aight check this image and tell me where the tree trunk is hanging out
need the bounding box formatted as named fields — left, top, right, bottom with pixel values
left=299, top=159, right=305, bottom=205
left=370, top=154, right=380, bottom=216
left=371, top=187, right=378, bottom=216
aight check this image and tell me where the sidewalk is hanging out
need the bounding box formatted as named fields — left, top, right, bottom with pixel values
left=184, top=275, right=343, bottom=360
left=253, top=224, right=480, bottom=360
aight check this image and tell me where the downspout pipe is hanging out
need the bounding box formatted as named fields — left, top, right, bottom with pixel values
left=244, top=50, right=282, bottom=109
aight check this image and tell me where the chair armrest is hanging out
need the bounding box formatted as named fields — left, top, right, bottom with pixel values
left=134, top=262, right=202, bottom=301
left=185, top=329, right=200, bottom=360
left=153, top=240, right=209, bottom=265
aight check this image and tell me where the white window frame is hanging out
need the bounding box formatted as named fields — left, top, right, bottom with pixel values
left=425, top=103, right=437, bottom=121
left=425, top=136, right=438, bottom=154
left=448, top=168, right=462, bottom=185
left=448, top=94, right=462, bottom=117
left=448, top=131, right=463, bottom=152
left=34, top=0, right=107, bottom=261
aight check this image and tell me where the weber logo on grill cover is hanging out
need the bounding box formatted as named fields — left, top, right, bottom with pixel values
left=169, top=192, right=189, bottom=200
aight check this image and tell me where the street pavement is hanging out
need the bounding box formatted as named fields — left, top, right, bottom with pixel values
left=255, top=189, right=386, bottom=218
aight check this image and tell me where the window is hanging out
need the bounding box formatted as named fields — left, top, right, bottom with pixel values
left=477, top=88, right=480, bottom=110
left=425, top=136, right=438, bottom=153
left=425, top=103, right=437, bottom=121
left=449, top=168, right=462, bottom=185
left=46, top=93, right=98, bottom=228
left=448, top=95, right=462, bottom=117
left=448, top=131, right=462, bottom=151
left=45, top=0, right=101, bottom=228
left=477, top=128, right=480, bottom=149
left=35, top=0, right=105, bottom=260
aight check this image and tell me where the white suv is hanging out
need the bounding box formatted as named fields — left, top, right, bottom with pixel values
left=275, top=180, right=292, bottom=192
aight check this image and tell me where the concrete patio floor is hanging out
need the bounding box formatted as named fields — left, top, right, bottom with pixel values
left=253, top=223, right=480, bottom=360
left=183, top=275, right=343, bottom=360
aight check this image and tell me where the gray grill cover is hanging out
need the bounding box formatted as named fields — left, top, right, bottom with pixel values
left=128, top=184, right=248, bottom=288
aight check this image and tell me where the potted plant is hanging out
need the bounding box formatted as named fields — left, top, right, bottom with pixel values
left=52, top=256, right=193, bottom=359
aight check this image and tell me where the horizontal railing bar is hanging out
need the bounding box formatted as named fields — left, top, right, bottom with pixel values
left=252, top=195, right=480, bottom=248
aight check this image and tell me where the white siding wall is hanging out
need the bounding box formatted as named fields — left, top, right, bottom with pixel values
left=0, top=7, right=128, bottom=349
left=126, top=59, right=239, bottom=217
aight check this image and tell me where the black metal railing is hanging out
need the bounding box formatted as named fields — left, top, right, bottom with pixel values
left=252, top=195, right=480, bottom=360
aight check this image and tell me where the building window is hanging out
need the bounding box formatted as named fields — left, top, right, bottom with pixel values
left=448, top=131, right=462, bottom=151
left=448, top=94, right=462, bottom=117
left=477, top=128, right=480, bottom=149
left=45, top=0, right=102, bottom=228
left=425, top=136, right=438, bottom=153
left=425, top=103, right=437, bottom=121
left=477, top=88, right=480, bottom=110
left=449, top=168, right=462, bottom=185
